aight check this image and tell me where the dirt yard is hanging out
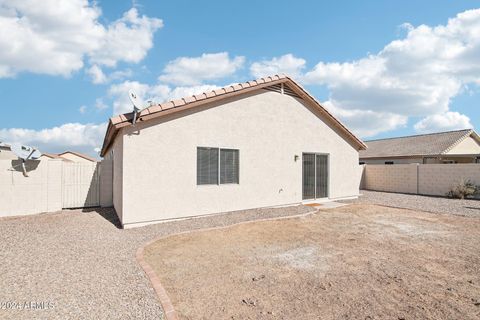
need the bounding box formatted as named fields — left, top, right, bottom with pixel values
left=144, top=204, right=480, bottom=320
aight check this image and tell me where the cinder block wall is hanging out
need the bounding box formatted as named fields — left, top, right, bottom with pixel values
left=0, top=159, right=63, bottom=217
left=363, top=163, right=480, bottom=196
left=364, top=164, right=418, bottom=194
left=0, top=159, right=113, bottom=218
left=418, top=164, right=480, bottom=196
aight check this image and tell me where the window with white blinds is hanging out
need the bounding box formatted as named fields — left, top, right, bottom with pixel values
left=197, top=147, right=239, bottom=185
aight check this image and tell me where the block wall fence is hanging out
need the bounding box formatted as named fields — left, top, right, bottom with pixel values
left=362, top=163, right=480, bottom=196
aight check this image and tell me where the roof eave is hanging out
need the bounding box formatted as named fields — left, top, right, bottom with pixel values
left=99, top=75, right=367, bottom=156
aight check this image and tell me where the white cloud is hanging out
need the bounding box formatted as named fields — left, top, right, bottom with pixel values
left=414, top=111, right=473, bottom=133
left=0, top=1, right=162, bottom=78
left=167, top=85, right=220, bottom=100
left=322, top=101, right=408, bottom=137
left=78, top=105, right=87, bottom=114
left=87, top=64, right=132, bottom=84
left=94, top=98, right=108, bottom=110
left=158, top=52, right=245, bottom=86
left=109, top=80, right=166, bottom=114
left=89, top=8, right=163, bottom=67
left=0, top=122, right=106, bottom=157
left=250, top=54, right=306, bottom=78
left=109, top=80, right=219, bottom=114
left=303, top=9, right=480, bottom=137
left=87, top=65, right=107, bottom=84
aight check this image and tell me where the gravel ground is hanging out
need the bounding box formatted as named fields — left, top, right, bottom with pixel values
left=144, top=204, right=480, bottom=319
left=345, top=190, right=480, bottom=217
left=0, top=205, right=313, bottom=320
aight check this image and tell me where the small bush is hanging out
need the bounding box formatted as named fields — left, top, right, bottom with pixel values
left=446, top=179, right=479, bottom=199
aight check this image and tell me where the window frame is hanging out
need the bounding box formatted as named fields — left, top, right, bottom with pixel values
left=219, top=148, right=240, bottom=185
left=196, top=146, right=240, bottom=186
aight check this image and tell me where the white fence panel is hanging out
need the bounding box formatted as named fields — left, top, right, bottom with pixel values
left=62, top=162, right=100, bottom=208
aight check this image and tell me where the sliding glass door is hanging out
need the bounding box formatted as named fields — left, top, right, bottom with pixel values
left=302, top=153, right=329, bottom=200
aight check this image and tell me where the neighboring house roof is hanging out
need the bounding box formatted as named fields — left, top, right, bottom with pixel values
left=58, top=151, right=97, bottom=162
left=360, top=129, right=480, bottom=159
left=42, top=153, right=72, bottom=161
left=100, top=74, right=366, bottom=156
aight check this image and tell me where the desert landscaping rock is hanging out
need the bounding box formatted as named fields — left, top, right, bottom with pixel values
left=0, top=205, right=313, bottom=320
left=346, top=190, right=480, bottom=217
left=2, top=194, right=479, bottom=319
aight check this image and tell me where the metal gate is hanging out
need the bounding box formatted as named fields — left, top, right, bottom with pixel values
left=62, top=162, right=100, bottom=208
left=302, top=153, right=329, bottom=200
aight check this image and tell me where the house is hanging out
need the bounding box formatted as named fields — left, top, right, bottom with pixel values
left=57, top=151, right=97, bottom=163
left=100, top=75, right=367, bottom=228
left=41, top=153, right=72, bottom=161
left=0, top=144, right=93, bottom=162
left=360, top=129, right=480, bottom=164
left=0, top=143, right=15, bottom=160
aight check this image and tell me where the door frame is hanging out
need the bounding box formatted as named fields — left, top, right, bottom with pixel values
left=302, top=152, right=330, bottom=201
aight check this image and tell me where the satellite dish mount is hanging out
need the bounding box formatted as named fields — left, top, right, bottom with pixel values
left=11, top=143, right=42, bottom=177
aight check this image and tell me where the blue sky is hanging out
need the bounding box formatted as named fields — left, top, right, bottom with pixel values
left=0, top=0, right=479, bottom=157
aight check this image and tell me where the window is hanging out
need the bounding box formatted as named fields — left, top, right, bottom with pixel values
left=442, top=160, right=456, bottom=164
left=385, top=161, right=394, bottom=165
left=475, top=157, right=480, bottom=163
left=197, top=147, right=239, bottom=185
left=220, top=149, right=239, bottom=184
left=197, top=147, right=219, bottom=185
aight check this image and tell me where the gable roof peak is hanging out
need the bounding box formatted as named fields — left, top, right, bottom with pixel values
left=101, top=75, right=366, bottom=156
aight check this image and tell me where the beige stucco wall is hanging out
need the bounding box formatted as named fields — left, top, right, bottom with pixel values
left=0, top=159, right=62, bottom=217
left=117, top=90, right=362, bottom=227
left=364, top=164, right=418, bottom=194
left=99, top=159, right=113, bottom=207
left=0, top=148, right=16, bottom=160
left=361, top=157, right=423, bottom=165
left=362, top=155, right=478, bottom=164
left=446, top=136, right=480, bottom=155
left=111, top=134, right=124, bottom=223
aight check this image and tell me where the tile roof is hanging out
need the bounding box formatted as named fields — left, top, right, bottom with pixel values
left=100, top=75, right=367, bottom=156
left=42, top=153, right=72, bottom=161
left=58, top=151, right=98, bottom=162
left=360, top=129, right=479, bottom=158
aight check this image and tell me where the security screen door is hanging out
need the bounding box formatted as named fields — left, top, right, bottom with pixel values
left=302, top=153, right=329, bottom=200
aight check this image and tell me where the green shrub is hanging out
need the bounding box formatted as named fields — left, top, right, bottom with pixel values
left=446, top=179, right=479, bottom=199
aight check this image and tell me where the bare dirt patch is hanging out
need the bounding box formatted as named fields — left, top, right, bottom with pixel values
left=144, top=204, right=480, bottom=320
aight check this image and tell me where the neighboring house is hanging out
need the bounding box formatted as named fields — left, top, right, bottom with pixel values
left=0, top=143, right=15, bottom=160
left=360, top=129, right=480, bottom=165
left=41, top=153, right=72, bottom=161
left=57, top=151, right=97, bottom=163
left=100, top=75, right=367, bottom=228
left=0, top=144, right=93, bottom=163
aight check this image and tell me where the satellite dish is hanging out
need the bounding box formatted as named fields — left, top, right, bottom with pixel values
left=129, top=90, right=147, bottom=125
left=10, top=143, right=42, bottom=177
left=128, top=90, right=143, bottom=111
left=11, top=143, right=42, bottom=160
